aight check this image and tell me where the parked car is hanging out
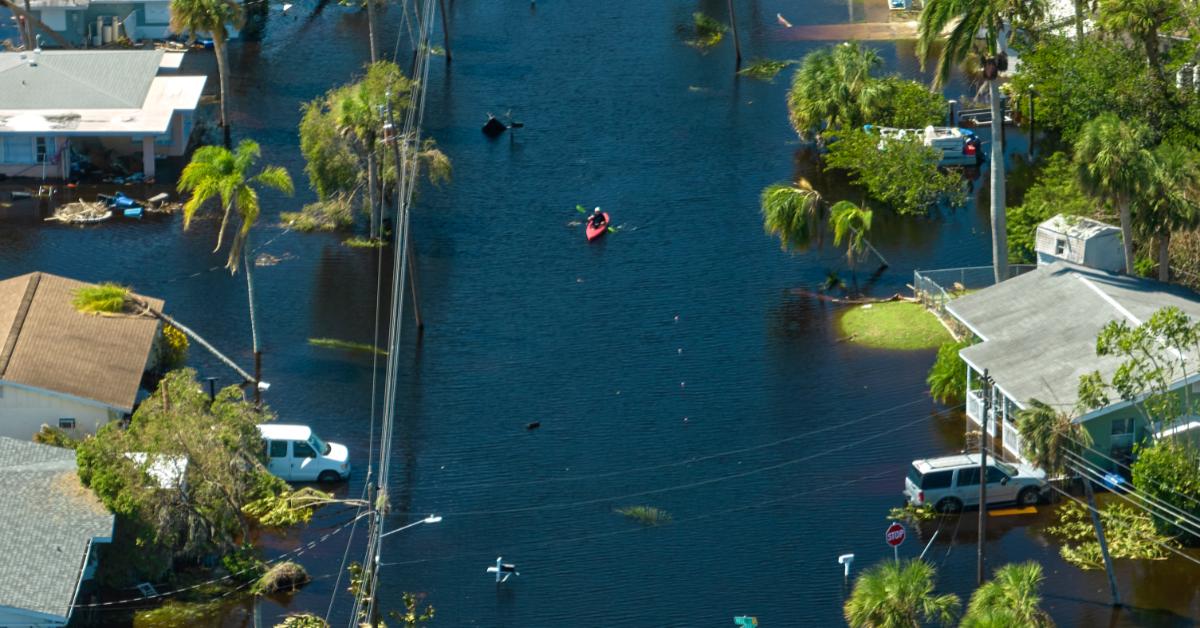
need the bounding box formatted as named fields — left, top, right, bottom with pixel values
left=864, top=124, right=983, bottom=167
left=903, top=454, right=1046, bottom=513
left=259, top=424, right=351, bottom=483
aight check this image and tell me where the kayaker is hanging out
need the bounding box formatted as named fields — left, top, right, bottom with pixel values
left=588, top=207, right=606, bottom=228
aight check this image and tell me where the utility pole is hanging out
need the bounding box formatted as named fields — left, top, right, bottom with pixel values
left=385, top=92, right=425, bottom=333
left=977, top=369, right=992, bottom=586
left=726, top=0, right=741, bottom=70
left=439, top=0, right=452, bottom=62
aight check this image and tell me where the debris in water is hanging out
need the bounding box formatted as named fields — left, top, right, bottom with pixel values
left=526, top=421, right=541, bottom=430
left=777, top=13, right=793, bottom=28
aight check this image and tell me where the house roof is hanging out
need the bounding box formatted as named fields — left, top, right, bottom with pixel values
left=1037, top=214, right=1120, bottom=241
left=946, top=262, right=1200, bottom=416
left=0, top=438, right=112, bottom=621
left=0, top=50, right=163, bottom=110
left=0, top=51, right=205, bottom=136
left=0, top=272, right=163, bottom=412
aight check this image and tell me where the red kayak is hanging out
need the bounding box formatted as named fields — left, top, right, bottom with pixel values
left=586, top=213, right=610, bottom=242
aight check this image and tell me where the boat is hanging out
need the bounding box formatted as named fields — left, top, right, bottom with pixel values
left=586, top=212, right=610, bottom=242
left=863, top=124, right=982, bottom=167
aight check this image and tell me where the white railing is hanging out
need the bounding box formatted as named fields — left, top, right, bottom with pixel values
left=1002, top=419, right=1024, bottom=461
left=966, top=389, right=984, bottom=426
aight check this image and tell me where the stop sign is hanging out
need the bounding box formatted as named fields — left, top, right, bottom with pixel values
left=885, top=522, right=906, bottom=547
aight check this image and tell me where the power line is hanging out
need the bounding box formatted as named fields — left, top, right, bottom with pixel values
left=1062, top=451, right=1200, bottom=540
left=1061, top=432, right=1200, bottom=510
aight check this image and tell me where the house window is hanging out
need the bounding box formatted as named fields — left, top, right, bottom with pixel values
left=1110, top=417, right=1136, bottom=467
left=35, top=137, right=48, bottom=163
left=0, top=137, right=35, bottom=164
left=58, top=418, right=76, bottom=430
left=1054, top=239, right=1067, bottom=255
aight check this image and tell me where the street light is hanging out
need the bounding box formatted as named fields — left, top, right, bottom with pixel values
left=379, top=514, right=442, bottom=539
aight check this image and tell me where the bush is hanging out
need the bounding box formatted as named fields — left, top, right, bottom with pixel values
left=1047, top=500, right=1176, bottom=569
left=222, top=543, right=267, bottom=583
left=253, top=561, right=310, bottom=595
left=687, top=12, right=726, bottom=48
left=616, top=505, right=672, bottom=526
left=72, top=283, right=130, bottom=314
left=825, top=129, right=968, bottom=216
left=33, top=424, right=78, bottom=449
left=160, top=323, right=189, bottom=370
left=927, top=340, right=969, bottom=404
left=1132, top=439, right=1200, bottom=545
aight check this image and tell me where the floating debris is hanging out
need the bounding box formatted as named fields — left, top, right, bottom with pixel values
left=46, top=201, right=112, bottom=225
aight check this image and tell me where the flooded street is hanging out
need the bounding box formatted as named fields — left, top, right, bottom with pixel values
left=2, top=0, right=1199, bottom=625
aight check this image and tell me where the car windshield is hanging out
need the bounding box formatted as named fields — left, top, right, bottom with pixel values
left=995, top=462, right=1017, bottom=477
left=308, top=434, right=331, bottom=456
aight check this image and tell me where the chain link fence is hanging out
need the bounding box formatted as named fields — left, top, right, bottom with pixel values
left=913, top=265, right=1035, bottom=338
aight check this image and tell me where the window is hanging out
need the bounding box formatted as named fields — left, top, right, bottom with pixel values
left=293, top=441, right=317, bottom=458
left=58, top=418, right=75, bottom=430
left=0, top=137, right=34, bottom=164
left=986, top=466, right=1009, bottom=484
left=957, top=467, right=981, bottom=487
left=921, top=470, right=953, bottom=490
left=1054, top=239, right=1067, bottom=255
left=35, top=137, right=48, bottom=163
left=1111, top=417, right=1136, bottom=467
left=1112, top=417, right=1134, bottom=436
left=268, top=440, right=288, bottom=458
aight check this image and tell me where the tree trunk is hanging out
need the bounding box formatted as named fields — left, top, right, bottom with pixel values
left=366, top=0, right=378, bottom=62
left=1073, top=0, right=1084, bottom=39
left=1118, top=198, right=1135, bottom=274
left=1083, top=478, right=1122, bottom=607
left=1159, top=233, right=1171, bottom=282
left=22, top=0, right=33, bottom=49
left=366, top=150, right=379, bottom=239
left=727, top=0, right=741, bottom=70
left=213, top=32, right=233, bottom=149
left=988, top=78, right=1009, bottom=283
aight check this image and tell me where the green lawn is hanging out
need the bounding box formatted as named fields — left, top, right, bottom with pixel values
left=838, top=301, right=951, bottom=350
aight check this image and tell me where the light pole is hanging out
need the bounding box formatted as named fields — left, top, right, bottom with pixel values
left=380, top=514, right=442, bottom=539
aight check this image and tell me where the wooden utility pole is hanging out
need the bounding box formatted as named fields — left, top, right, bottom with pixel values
left=727, top=0, right=741, bottom=70
left=977, top=369, right=991, bottom=586
left=439, top=0, right=452, bottom=62
left=366, top=0, right=378, bottom=62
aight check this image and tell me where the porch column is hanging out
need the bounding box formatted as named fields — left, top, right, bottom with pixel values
left=169, top=111, right=185, bottom=155
left=141, top=136, right=156, bottom=179
left=55, top=137, right=69, bottom=179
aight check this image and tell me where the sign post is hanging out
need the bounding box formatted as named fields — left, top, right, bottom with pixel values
left=886, top=522, right=906, bottom=562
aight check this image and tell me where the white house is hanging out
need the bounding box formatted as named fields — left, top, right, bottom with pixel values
left=0, top=271, right=163, bottom=440
left=0, top=49, right=205, bottom=180
left=0, top=437, right=113, bottom=627
left=1035, top=214, right=1125, bottom=273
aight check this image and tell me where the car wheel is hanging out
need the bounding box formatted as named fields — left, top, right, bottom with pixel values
left=935, top=497, right=963, bottom=514
left=1018, top=487, right=1040, bottom=507
left=317, top=470, right=341, bottom=483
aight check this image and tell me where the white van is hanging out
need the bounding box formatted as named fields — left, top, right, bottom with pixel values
left=258, top=424, right=351, bottom=483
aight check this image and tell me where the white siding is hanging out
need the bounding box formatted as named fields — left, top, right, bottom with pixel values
left=0, top=384, right=114, bottom=440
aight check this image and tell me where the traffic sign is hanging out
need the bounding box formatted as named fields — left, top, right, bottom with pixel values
left=885, top=522, right=906, bottom=547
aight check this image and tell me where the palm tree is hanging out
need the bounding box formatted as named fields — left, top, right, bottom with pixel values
left=1017, top=399, right=1120, bottom=606
left=178, top=139, right=294, bottom=273
left=1074, top=113, right=1153, bottom=275
left=335, top=82, right=384, bottom=239
left=787, top=42, right=886, bottom=142
left=170, top=0, right=244, bottom=148
left=760, top=178, right=827, bottom=251
left=961, top=562, right=1053, bottom=627
left=843, top=559, right=960, bottom=628
left=828, top=200, right=874, bottom=267
left=919, top=0, right=1046, bottom=284
left=1139, top=143, right=1200, bottom=281
left=1097, top=0, right=1183, bottom=109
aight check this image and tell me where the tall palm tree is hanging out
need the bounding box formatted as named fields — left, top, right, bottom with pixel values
left=179, top=139, right=294, bottom=273
left=1074, top=113, right=1153, bottom=275
left=335, top=82, right=384, bottom=239
left=829, top=200, right=874, bottom=267
left=843, top=559, right=960, bottom=628
left=919, top=0, right=1046, bottom=284
left=1097, top=0, right=1182, bottom=109
left=961, top=562, right=1053, bottom=627
left=1017, top=400, right=1120, bottom=606
left=787, top=42, right=887, bottom=142
left=170, top=0, right=244, bottom=148
left=1139, top=143, right=1200, bottom=281
left=760, top=178, right=827, bottom=251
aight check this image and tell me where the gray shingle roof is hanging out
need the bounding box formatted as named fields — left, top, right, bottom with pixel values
left=0, top=438, right=112, bottom=621
left=0, top=50, right=164, bottom=110
left=947, top=262, right=1200, bottom=415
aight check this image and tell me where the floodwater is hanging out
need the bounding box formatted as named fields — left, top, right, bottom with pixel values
left=2, top=1, right=1199, bottom=626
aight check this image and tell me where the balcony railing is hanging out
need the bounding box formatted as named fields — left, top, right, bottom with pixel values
left=1002, top=419, right=1026, bottom=463
left=966, top=389, right=983, bottom=426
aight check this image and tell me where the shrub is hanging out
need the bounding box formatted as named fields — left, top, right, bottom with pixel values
left=1046, top=500, right=1176, bottom=569
left=927, top=340, right=969, bottom=404
left=616, top=505, right=672, bottom=525
left=160, top=323, right=189, bottom=370
left=72, top=283, right=130, bottom=314
left=33, top=424, right=78, bottom=449
left=253, top=561, right=310, bottom=595
left=1132, top=439, right=1200, bottom=545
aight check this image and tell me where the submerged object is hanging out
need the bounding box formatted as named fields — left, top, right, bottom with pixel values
left=482, top=115, right=507, bottom=137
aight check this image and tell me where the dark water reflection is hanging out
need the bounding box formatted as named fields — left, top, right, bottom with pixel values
left=2, top=0, right=1199, bottom=625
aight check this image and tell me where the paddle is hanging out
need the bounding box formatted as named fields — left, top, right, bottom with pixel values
left=575, top=204, right=616, bottom=233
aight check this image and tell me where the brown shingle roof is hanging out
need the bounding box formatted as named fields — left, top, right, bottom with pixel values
left=0, top=272, right=162, bottom=411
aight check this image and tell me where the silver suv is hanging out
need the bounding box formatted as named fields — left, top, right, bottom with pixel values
left=904, top=454, right=1047, bottom=513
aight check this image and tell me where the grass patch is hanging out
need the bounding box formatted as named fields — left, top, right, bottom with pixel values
left=737, top=58, right=792, bottom=81
left=686, top=12, right=726, bottom=48
left=309, top=337, right=388, bottom=356
left=616, top=505, right=672, bottom=526
left=72, top=283, right=130, bottom=314
left=342, top=236, right=386, bottom=249
left=280, top=195, right=353, bottom=232
left=838, top=301, right=951, bottom=350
